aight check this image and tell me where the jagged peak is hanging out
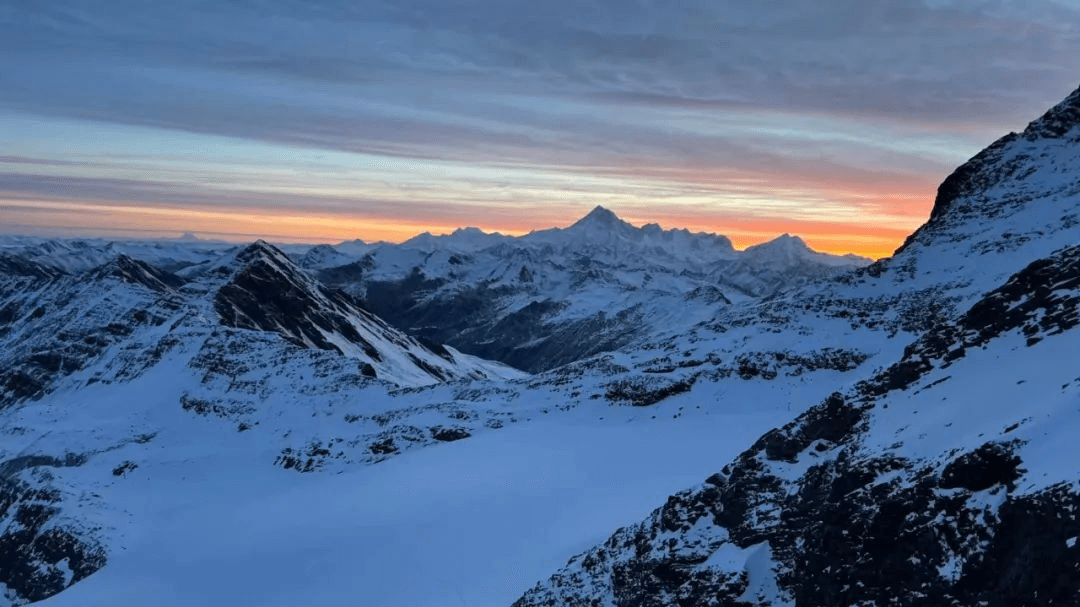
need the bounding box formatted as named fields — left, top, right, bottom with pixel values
left=239, top=239, right=276, bottom=253
left=404, top=231, right=435, bottom=243
left=400, top=227, right=506, bottom=253
left=1022, top=83, right=1080, bottom=141
left=335, top=238, right=368, bottom=247
left=739, top=234, right=869, bottom=268
left=895, top=83, right=1080, bottom=255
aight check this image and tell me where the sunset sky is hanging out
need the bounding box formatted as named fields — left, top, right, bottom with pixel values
left=2, top=1, right=1080, bottom=258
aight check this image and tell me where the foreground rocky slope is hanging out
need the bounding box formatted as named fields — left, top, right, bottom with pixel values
left=513, top=84, right=1080, bottom=606
left=515, top=245, right=1080, bottom=607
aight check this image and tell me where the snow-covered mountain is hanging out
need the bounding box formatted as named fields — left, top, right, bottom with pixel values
left=311, top=206, right=870, bottom=372
left=0, top=240, right=534, bottom=603
left=1, top=209, right=869, bottom=374
left=512, top=85, right=1080, bottom=606
left=3, top=84, right=1080, bottom=607
left=0, top=240, right=519, bottom=404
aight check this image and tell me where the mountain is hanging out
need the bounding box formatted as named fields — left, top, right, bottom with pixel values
left=512, top=85, right=1080, bottom=605
left=5, top=85, right=1079, bottom=607
left=311, top=207, right=869, bottom=372
left=0, top=212, right=868, bottom=375
left=0, top=225, right=874, bottom=604
left=0, top=240, right=518, bottom=406
left=0, top=240, right=532, bottom=604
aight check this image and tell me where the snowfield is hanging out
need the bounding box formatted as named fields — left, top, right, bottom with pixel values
left=29, top=386, right=789, bottom=607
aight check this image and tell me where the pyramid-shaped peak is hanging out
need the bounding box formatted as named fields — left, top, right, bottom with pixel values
left=242, top=239, right=276, bottom=252
left=235, top=240, right=292, bottom=266
left=572, top=205, right=626, bottom=228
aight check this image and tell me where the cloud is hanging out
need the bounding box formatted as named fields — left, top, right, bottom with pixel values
left=5, top=1, right=1079, bottom=137
left=2, top=0, right=1079, bottom=255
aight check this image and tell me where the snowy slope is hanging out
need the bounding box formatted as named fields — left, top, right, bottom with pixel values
left=12, top=382, right=794, bottom=607
left=0, top=241, right=533, bottom=604
left=0, top=296, right=881, bottom=606
left=0, top=236, right=237, bottom=275
left=514, top=243, right=1080, bottom=607
left=0, top=242, right=884, bottom=606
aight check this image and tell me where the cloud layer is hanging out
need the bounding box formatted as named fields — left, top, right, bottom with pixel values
left=2, top=0, right=1079, bottom=256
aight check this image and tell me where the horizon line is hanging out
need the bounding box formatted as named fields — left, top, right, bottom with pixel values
left=0, top=204, right=899, bottom=259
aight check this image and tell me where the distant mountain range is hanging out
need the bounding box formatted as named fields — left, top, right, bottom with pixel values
left=1, top=208, right=869, bottom=373
left=2, top=85, right=1080, bottom=606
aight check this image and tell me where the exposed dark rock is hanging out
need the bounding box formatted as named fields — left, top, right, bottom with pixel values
left=214, top=242, right=376, bottom=354
left=430, top=426, right=471, bottom=442
left=861, top=244, right=1080, bottom=398
left=274, top=442, right=335, bottom=473
left=605, top=376, right=695, bottom=407
left=0, top=455, right=105, bottom=604
left=91, top=255, right=184, bottom=292
left=0, top=253, right=65, bottom=281
left=897, top=83, right=1080, bottom=256
left=368, top=438, right=398, bottom=455
left=111, top=461, right=138, bottom=477
left=939, top=442, right=1024, bottom=492
left=754, top=393, right=864, bottom=463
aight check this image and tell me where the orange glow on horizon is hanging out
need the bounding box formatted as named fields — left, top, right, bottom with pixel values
left=0, top=197, right=927, bottom=260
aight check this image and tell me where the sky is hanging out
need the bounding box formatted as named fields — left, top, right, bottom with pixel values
left=2, top=1, right=1080, bottom=258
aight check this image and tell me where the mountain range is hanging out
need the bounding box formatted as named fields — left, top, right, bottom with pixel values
left=1, top=83, right=1079, bottom=606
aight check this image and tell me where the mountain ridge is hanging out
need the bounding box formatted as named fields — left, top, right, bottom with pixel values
left=315, top=206, right=869, bottom=372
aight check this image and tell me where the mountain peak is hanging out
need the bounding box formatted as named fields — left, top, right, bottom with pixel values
left=1022, top=83, right=1080, bottom=141
left=235, top=240, right=291, bottom=266
left=91, top=254, right=181, bottom=292
left=896, top=83, right=1080, bottom=258
left=452, top=227, right=487, bottom=237
left=749, top=233, right=810, bottom=252
left=571, top=205, right=624, bottom=228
